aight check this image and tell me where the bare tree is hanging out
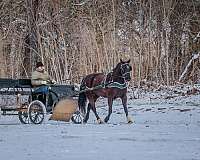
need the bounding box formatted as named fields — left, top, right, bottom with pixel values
left=0, top=0, right=200, bottom=85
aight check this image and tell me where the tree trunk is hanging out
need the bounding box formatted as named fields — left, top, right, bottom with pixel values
left=0, top=33, right=5, bottom=77
left=23, top=0, right=41, bottom=76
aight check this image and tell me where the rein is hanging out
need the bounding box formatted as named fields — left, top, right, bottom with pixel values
left=80, top=63, right=131, bottom=92
left=80, top=72, right=128, bottom=93
left=86, top=72, right=128, bottom=91
left=101, top=70, right=128, bottom=89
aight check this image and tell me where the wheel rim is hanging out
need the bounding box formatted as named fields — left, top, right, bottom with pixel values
left=18, top=111, right=29, bottom=124
left=29, top=103, right=44, bottom=124
left=71, top=111, right=83, bottom=124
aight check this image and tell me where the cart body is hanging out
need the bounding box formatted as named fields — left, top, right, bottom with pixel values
left=0, top=78, right=81, bottom=124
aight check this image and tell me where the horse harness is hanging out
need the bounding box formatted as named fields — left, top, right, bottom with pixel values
left=80, top=63, right=130, bottom=92
left=102, top=72, right=128, bottom=89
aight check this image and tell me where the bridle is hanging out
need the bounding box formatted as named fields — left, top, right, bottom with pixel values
left=120, top=63, right=132, bottom=78
left=103, top=63, right=131, bottom=85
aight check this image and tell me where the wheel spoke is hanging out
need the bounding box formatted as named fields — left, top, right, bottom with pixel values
left=29, top=101, right=45, bottom=124
left=71, top=111, right=83, bottom=124
left=18, top=111, right=29, bottom=124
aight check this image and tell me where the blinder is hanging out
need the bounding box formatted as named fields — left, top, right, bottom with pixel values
left=120, top=63, right=132, bottom=81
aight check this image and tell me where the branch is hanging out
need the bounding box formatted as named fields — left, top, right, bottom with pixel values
left=193, top=31, right=200, bottom=42
left=179, top=53, right=200, bottom=82
left=72, top=0, right=90, bottom=6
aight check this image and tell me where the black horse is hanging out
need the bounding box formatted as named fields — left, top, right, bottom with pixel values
left=78, top=59, right=133, bottom=124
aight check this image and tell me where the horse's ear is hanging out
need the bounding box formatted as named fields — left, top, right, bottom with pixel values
left=127, top=59, right=130, bottom=63
left=120, top=59, right=123, bottom=63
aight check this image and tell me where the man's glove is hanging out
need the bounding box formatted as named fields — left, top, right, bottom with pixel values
left=41, top=80, right=47, bottom=85
left=47, top=80, right=56, bottom=84
left=51, top=79, right=56, bottom=84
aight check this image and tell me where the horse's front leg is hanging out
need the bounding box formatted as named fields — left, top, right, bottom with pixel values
left=104, top=98, right=113, bottom=123
left=121, top=95, right=133, bottom=123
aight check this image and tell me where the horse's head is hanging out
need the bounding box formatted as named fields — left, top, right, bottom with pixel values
left=118, top=59, right=132, bottom=81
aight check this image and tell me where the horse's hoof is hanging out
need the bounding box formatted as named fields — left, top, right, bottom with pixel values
left=128, top=120, right=133, bottom=124
left=127, top=116, right=133, bottom=124
left=83, top=119, right=88, bottom=124
left=104, top=117, right=109, bottom=123
left=97, top=119, right=104, bottom=124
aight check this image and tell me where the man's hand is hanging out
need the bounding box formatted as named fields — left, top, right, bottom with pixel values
left=41, top=80, right=47, bottom=85
left=51, top=80, right=56, bottom=84
left=47, top=80, right=56, bottom=84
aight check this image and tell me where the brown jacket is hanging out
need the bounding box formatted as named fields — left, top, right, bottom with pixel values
left=31, top=70, right=50, bottom=86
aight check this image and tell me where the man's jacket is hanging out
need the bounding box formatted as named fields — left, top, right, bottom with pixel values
left=31, top=70, right=50, bottom=86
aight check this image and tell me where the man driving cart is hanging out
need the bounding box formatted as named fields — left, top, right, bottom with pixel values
left=31, top=62, right=55, bottom=112
left=31, top=62, right=55, bottom=86
left=31, top=62, right=81, bottom=123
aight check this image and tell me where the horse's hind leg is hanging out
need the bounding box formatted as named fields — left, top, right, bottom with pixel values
left=121, top=95, right=133, bottom=123
left=89, top=98, right=103, bottom=124
left=104, top=98, right=113, bottom=123
left=83, top=103, right=91, bottom=123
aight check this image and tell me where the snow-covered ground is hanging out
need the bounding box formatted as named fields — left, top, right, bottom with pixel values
left=0, top=89, right=200, bottom=160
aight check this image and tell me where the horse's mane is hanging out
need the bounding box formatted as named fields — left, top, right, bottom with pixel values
left=112, top=62, right=122, bottom=75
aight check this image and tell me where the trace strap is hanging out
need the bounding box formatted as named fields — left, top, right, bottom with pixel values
left=79, top=81, right=128, bottom=94
left=106, top=82, right=127, bottom=89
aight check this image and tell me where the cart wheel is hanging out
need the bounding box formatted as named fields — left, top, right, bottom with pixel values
left=18, top=111, right=29, bottom=124
left=71, top=111, right=83, bottom=124
left=28, top=100, right=46, bottom=124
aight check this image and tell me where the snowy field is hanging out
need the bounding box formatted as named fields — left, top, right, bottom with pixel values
left=0, top=89, right=200, bottom=160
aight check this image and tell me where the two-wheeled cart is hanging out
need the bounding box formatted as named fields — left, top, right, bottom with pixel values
left=0, top=78, right=82, bottom=124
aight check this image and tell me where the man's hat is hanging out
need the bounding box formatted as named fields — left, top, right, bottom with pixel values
left=36, top=62, right=44, bottom=68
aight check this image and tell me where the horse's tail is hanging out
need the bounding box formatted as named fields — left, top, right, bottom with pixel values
left=78, top=82, right=87, bottom=115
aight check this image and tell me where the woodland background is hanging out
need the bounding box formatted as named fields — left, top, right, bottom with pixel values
left=0, top=0, right=200, bottom=86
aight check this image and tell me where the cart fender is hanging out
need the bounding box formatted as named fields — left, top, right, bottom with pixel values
left=50, top=98, right=78, bottom=122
